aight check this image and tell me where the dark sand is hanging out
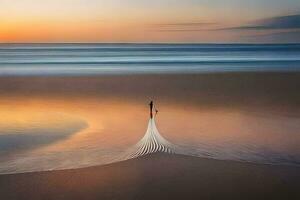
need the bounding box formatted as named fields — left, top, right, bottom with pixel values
left=0, top=153, right=299, bottom=200
left=1, top=72, right=300, bottom=114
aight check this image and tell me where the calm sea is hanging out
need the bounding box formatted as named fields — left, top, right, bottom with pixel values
left=0, top=43, right=300, bottom=75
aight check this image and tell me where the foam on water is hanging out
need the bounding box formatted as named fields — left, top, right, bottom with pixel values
left=125, top=118, right=176, bottom=159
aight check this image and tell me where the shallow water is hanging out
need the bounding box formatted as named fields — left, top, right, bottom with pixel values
left=0, top=89, right=299, bottom=174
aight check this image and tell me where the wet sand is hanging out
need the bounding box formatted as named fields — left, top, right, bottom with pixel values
left=0, top=153, right=299, bottom=200
left=1, top=72, right=300, bottom=113
left=0, top=72, right=299, bottom=199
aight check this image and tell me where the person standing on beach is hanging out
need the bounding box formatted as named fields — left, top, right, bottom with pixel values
left=149, top=100, right=159, bottom=118
left=149, top=101, right=153, bottom=118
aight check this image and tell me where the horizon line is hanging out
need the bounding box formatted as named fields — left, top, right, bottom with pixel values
left=1, top=42, right=300, bottom=45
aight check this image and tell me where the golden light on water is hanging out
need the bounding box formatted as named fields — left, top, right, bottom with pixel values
left=0, top=95, right=299, bottom=156
left=0, top=90, right=299, bottom=173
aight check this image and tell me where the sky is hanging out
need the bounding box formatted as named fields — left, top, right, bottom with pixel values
left=0, top=0, right=299, bottom=43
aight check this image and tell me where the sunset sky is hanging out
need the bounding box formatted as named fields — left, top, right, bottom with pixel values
left=0, top=0, right=299, bottom=43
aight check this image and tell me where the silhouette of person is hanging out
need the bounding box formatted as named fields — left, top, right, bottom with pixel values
left=149, top=101, right=153, bottom=118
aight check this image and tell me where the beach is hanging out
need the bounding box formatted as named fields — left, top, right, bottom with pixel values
left=0, top=72, right=300, bottom=174
left=0, top=72, right=300, bottom=200
left=0, top=72, right=299, bottom=199
left=0, top=153, right=299, bottom=200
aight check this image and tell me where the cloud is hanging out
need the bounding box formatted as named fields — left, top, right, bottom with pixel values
left=243, top=30, right=300, bottom=43
left=154, top=22, right=216, bottom=26
left=150, top=14, right=300, bottom=33
left=150, top=22, right=217, bottom=32
left=221, top=14, right=300, bottom=30
left=155, top=29, right=211, bottom=32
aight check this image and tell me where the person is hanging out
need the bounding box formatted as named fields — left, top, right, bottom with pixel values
left=149, top=101, right=153, bottom=118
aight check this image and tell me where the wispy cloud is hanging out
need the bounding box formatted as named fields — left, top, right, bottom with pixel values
left=243, top=30, right=300, bottom=43
left=150, top=21, right=217, bottom=32
left=220, top=14, right=300, bottom=31
left=154, top=22, right=216, bottom=26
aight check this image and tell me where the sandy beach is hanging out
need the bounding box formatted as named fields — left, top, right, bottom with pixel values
left=1, top=72, right=300, bottom=112
left=0, top=72, right=299, bottom=199
left=0, top=153, right=299, bottom=200
left=0, top=72, right=300, bottom=172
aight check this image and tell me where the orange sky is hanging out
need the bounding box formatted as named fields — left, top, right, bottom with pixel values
left=0, top=0, right=299, bottom=42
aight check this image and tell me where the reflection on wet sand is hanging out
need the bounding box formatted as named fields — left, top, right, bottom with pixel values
left=0, top=106, right=87, bottom=153
left=0, top=73, right=300, bottom=173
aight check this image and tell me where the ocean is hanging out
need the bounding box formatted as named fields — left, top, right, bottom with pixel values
left=0, top=43, right=300, bottom=75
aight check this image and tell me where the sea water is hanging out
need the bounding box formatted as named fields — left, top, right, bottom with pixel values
left=0, top=43, right=300, bottom=75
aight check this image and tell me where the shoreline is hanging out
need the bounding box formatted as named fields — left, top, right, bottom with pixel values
left=1, top=152, right=299, bottom=176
